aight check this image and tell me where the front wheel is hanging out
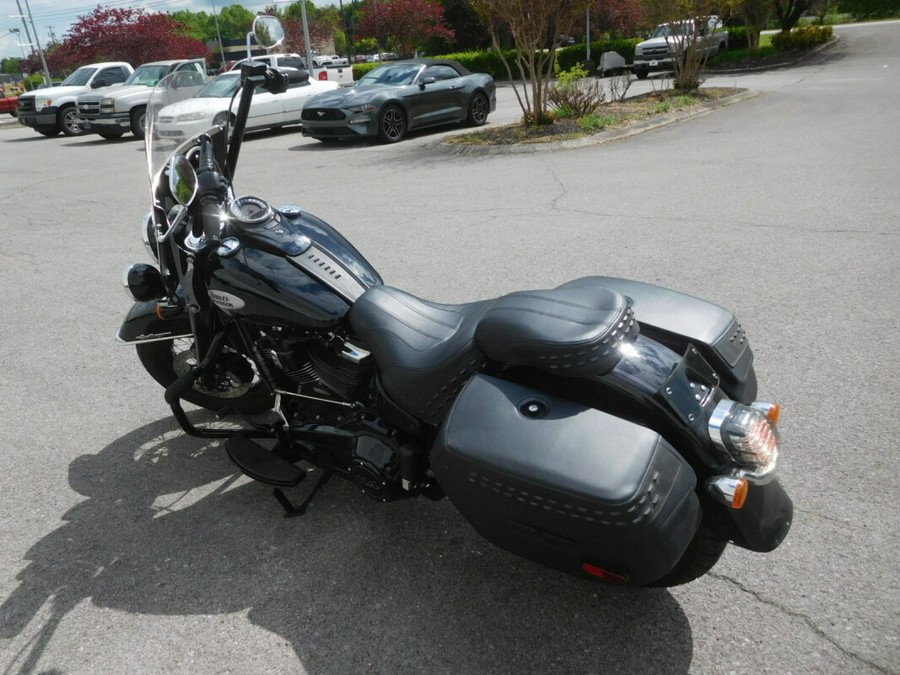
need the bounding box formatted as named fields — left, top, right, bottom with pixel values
left=634, top=68, right=650, bottom=80
left=136, top=338, right=274, bottom=414
left=130, top=106, right=147, bottom=140
left=59, top=105, right=82, bottom=136
left=378, top=104, right=406, bottom=143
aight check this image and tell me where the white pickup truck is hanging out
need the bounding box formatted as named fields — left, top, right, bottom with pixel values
left=229, top=53, right=354, bottom=86
left=76, top=59, right=207, bottom=140
left=632, top=16, right=729, bottom=79
left=17, top=62, right=133, bottom=136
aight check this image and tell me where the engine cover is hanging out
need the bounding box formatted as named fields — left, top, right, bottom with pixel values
left=430, top=374, right=700, bottom=585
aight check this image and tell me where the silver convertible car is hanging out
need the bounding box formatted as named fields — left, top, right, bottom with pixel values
left=300, top=59, right=496, bottom=143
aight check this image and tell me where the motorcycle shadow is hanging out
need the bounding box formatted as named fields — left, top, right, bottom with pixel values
left=1, top=413, right=694, bottom=673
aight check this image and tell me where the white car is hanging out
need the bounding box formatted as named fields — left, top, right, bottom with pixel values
left=155, top=70, right=338, bottom=139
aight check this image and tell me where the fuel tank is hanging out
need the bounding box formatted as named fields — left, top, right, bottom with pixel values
left=206, top=201, right=382, bottom=329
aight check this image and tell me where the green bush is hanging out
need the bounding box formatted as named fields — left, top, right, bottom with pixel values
left=726, top=26, right=750, bottom=50
left=771, top=25, right=833, bottom=51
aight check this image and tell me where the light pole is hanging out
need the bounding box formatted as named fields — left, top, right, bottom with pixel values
left=210, top=0, right=227, bottom=70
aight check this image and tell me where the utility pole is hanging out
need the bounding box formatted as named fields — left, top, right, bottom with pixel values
left=210, top=0, right=227, bottom=70
left=15, top=0, right=51, bottom=85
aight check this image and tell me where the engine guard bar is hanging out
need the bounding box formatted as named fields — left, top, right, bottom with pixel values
left=164, top=326, right=277, bottom=440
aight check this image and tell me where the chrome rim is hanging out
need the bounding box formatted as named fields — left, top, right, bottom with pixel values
left=63, top=109, right=81, bottom=134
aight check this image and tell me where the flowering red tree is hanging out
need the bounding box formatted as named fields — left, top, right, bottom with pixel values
left=591, top=0, right=649, bottom=37
left=358, top=0, right=454, bottom=56
left=48, top=7, right=209, bottom=75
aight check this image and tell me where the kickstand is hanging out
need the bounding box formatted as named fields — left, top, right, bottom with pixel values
left=272, top=470, right=333, bottom=518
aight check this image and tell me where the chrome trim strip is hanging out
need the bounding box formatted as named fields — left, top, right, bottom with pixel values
left=115, top=332, right=193, bottom=345
left=274, top=388, right=355, bottom=408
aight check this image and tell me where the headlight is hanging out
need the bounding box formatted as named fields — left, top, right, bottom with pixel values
left=708, top=399, right=780, bottom=475
left=175, top=111, right=208, bottom=122
left=347, top=104, right=377, bottom=114
left=34, top=97, right=51, bottom=111
left=101, top=97, right=115, bottom=107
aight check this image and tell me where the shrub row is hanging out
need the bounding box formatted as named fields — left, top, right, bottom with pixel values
left=350, top=40, right=643, bottom=82
left=726, top=26, right=750, bottom=50
left=770, top=25, right=834, bottom=50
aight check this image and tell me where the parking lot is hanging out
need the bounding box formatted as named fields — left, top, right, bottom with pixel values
left=1, top=22, right=898, bottom=674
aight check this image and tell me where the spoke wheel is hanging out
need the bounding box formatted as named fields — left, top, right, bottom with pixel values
left=378, top=104, right=406, bottom=143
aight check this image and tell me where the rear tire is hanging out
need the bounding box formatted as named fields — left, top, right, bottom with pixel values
left=467, top=92, right=489, bottom=126
left=136, top=338, right=274, bottom=414
left=98, top=131, right=124, bottom=140
left=646, top=516, right=727, bottom=587
left=37, top=127, right=60, bottom=137
left=59, top=105, right=82, bottom=136
left=130, top=106, right=147, bottom=140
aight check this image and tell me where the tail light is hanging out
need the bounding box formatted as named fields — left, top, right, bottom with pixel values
left=318, top=71, right=328, bottom=81
left=708, top=399, right=780, bottom=476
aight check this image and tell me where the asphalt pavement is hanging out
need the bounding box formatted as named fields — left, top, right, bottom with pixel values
left=1, top=20, right=898, bottom=675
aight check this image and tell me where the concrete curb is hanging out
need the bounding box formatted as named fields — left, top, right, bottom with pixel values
left=425, top=89, right=759, bottom=156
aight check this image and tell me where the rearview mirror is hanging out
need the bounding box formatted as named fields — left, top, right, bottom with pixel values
left=251, top=16, right=285, bottom=52
left=168, top=154, right=198, bottom=207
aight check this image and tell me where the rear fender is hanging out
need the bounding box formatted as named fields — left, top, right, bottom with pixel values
left=558, top=277, right=757, bottom=402
left=116, top=300, right=192, bottom=345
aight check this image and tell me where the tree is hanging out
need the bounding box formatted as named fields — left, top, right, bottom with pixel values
left=440, top=0, right=491, bottom=50
left=357, top=0, right=455, bottom=56
left=740, top=0, right=771, bottom=50
left=471, top=0, right=593, bottom=125
left=47, top=7, right=209, bottom=75
left=641, top=0, right=739, bottom=90
left=772, top=0, right=814, bottom=30
left=591, top=0, right=649, bottom=37
left=262, top=2, right=342, bottom=57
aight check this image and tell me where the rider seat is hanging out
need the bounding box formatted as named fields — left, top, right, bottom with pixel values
left=349, top=280, right=637, bottom=425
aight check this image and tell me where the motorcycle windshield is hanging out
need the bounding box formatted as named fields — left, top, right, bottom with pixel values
left=145, top=71, right=210, bottom=207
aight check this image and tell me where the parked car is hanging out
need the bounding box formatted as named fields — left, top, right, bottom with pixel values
left=154, top=69, right=338, bottom=141
left=16, top=62, right=133, bottom=136
left=0, top=91, right=18, bottom=117
left=300, top=59, right=496, bottom=144
left=228, top=53, right=353, bottom=85
left=76, top=59, right=207, bottom=140
left=632, top=16, right=729, bottom=79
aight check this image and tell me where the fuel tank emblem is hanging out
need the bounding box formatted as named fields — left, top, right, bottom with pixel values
left=209, top=290, right=246, bottom=310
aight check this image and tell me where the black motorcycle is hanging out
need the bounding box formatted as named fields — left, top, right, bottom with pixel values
left=119, top=16, right=791, bottom=587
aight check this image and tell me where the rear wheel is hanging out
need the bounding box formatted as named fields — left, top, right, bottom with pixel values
left=467, top=92, right=489, bottom=126
left=130, top=106, right=147, bottom=140
left=59, top=105, right=82, bottom=136
left=37, top=127, right=60, bottom=137
left=136, top=338, right=274, bottom=414
left=98, top=131, right=124, bottom=140
left=646, top=516, right=727, bottom=587
left=378, top=104, right=406, bottom=143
